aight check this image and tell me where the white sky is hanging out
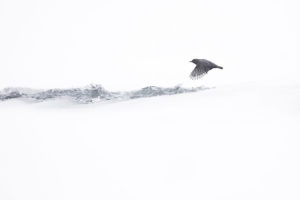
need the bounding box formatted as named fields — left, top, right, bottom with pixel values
left=0, top=0, right=299, bottom=90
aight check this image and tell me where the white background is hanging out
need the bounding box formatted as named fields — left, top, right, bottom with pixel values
left=0, top=0, right=299, bottom=90
left=1, top=1, right=300, bottom=200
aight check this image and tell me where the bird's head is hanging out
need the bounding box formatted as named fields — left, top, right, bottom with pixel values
left=190, top=59, right=199, bottom=65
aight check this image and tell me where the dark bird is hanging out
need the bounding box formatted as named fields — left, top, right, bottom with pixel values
left=189, top=59, right=223, bottom=79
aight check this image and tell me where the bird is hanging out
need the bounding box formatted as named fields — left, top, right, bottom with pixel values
left=189, top=59, right=223, bottom=79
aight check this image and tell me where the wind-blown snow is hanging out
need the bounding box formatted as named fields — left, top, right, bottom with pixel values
left=0, top=84, right=207, bottom=103
left=0, top=83, right=300, bottom=200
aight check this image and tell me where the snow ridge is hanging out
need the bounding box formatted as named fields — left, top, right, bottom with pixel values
left=0, top=84, right=208, bottom=103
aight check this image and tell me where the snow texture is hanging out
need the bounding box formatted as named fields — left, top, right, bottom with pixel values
left=1, top=83, right=300, bottom=200
left=0, top=84, right=208, bottom=103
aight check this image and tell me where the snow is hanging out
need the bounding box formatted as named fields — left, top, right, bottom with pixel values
left=0, top=85, right=207, bottom=103
left=1, top=0, right=300, bottom=199
left=1, top=83, right=300, bottom=200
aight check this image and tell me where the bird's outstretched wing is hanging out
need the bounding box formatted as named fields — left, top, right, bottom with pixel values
left=190, top=66, right=207, bottom=79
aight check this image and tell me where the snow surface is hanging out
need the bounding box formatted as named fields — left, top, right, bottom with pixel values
left=1, top=0, right=300, bottom=199
left=1, top=83, right=300, bottom=200
left=0, top=85, right=208, bottom=103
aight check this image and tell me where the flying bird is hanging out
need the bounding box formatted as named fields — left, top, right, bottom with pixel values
left=189, top=59, right=223, bottom=79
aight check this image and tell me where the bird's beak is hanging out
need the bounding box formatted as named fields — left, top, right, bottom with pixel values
left=189, top=61, right=193, bottom=63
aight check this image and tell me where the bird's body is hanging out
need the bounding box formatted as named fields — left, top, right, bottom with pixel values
left=190, top=59, right=223, bottom=79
